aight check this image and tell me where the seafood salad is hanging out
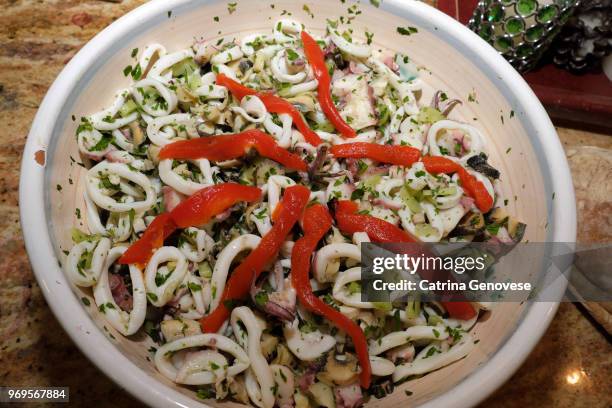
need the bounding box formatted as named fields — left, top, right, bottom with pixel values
left=65, top=18, right=525, bottom=408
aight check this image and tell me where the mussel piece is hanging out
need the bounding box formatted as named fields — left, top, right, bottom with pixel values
left=467, top=153, right=500, bottom=179
left=510, top=221, right=527, bottom=242
left=196, top=120, right=214, bottom=137
left=260, top=332, right=279, bottom=359
left=308, top=382, right=335, bottom=408
left=317, top=353, right=359, bottom=386
left=228, top=376, right=249, bottom=404
left=450, top=211, right=485, bottom=237
left=491, top=207, right=526, bottom=241
left=272, top=343, right=295, bottom=366
left=486, top=207, right=527, bottom=242
left=487, top=207, right=509, bottom=225
left=287, top=94, right=317, bottom=113
left=129, top=121, right=146, bottom=147
left=147, top=144, right=161, bottom=165
left=160, top=318, right=202, bottom=343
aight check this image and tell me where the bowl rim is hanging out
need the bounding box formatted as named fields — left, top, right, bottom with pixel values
left=19, top=0, right=576, bottom=407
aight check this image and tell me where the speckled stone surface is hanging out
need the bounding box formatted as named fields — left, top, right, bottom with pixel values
left=0, top=1, right=610, bottom=407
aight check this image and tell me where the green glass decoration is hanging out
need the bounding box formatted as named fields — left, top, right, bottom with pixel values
left=468, top=0, right=580, bottom=72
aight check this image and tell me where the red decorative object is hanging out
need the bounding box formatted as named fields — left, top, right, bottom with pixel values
left=436, top=0, right=612, bottom=131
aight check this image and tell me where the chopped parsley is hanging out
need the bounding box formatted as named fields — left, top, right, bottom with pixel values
left=351, top=188, right=365, bottom=200
left=196, top=388, right=215, bottom=400
left=423, top=346, right=441, bottom=359
left=446, top=326, right=464, bottom=342
left=188, top=282, right=202, bottom=292
left=131, top=64, right=142, bottom=80
left=98, top=302, right=115, bottom=313
left=254, top=291, right=269, bottom=307
left=302, top=4, right=314, bottom=18
left=357, top=160, right=368, bottom=173
left=89, top=133, right=113, bottom=151
left=271, top=383, right=279, bottom=396
left=76, top=117, right=93, bottom=134
left=397, top=26, right=418, bottom=36
left=486, top=223, right=500, bottom=235
left=286, top=48, right=299, bottom=61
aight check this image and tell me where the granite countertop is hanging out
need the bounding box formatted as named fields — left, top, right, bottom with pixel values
left=0, top=1, right=610, bottom=407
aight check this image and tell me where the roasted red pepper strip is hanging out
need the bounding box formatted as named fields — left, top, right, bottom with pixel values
left=201, top=185, right=310, bottom=333
left=335, top=200, right=416, bottom=243
left=301, top=31, right=357, bottom=139
left=292, top=204, right=372, bottom=388
left=170, top=183, right=262, bottom=228
left=330, top=143, right=421, bottom=167
left=215, top=73, right=256, bottom=100
left=159, top=129, right=307, bottom=172
left=441, top=302, right=477, bottom=321
left=334, top=200, right=476, bottom=320
left=118, top=212, right=177, bottom=267
left=216, top=74, right=322, bottom=146
left=257, top=93, right=323, bottom=146
left=421, top=156, right=493, bottom=213
left=118, top=184, right=262, bottom=265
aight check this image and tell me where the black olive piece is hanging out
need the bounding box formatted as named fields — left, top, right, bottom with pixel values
left=217, top=124, right=234, bottom=133
left=333, top=52, right=347, bottom=70
left=467, top=153, right=500, bottom=180
left=199, top=62, right=212, bottom=75
left=239, top=60, right=254, bottom=74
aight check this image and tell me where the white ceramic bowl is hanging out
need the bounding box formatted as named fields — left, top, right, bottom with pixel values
left=19, top=0, right=576, bottom=407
